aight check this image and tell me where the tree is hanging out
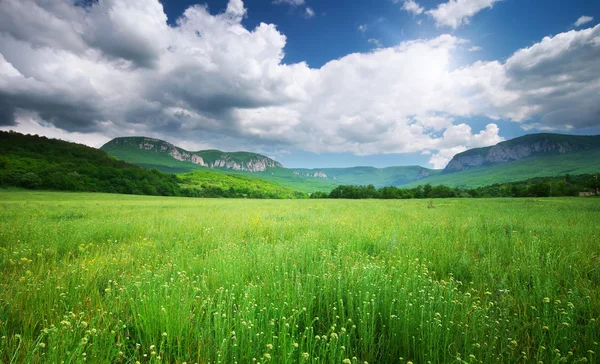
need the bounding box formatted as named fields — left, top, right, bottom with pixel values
left=20, top=172, right=42, bottom=189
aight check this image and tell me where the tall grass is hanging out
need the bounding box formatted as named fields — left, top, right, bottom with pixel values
left=0, top=191, right=598, bottom=363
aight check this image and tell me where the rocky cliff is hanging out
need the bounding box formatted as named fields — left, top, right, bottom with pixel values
left=101, top=137, right=283, bottom=173
left=444, top=134, right=600, bottom=172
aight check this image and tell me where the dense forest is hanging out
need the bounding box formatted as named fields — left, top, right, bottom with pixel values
left=311, top=174, right=599, bottom=199
left=0, top=131, right=184, bottom=196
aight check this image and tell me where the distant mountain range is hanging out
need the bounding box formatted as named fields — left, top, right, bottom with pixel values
left=101, top=133, right=600, bottom=191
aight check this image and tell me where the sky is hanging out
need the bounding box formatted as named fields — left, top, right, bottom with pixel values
left=0, top=0, right=599, bottom=169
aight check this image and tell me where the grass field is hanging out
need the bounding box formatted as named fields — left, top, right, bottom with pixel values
left=0, top=191, right=599, bottom=363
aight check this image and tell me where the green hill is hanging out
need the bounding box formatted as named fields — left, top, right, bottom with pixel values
left=0, top=131, right=307, bottom=198
left=444, top=133, right=600, bottom=173
left=0, top=131, right=182, bottom=195
left=101, top=137, right=283, bottom=173
left=100, top=133, right=600, bottom=191
left=407, top=149, right=600, bottom=188
left=179, top=170, right=306, bottom=198
left=292, top=166, right=440, bottom=188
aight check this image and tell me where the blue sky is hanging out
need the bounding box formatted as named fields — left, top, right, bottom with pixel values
left=1, top=0, right=599, bottom=169
left=162, top=0, right=599, bottom=67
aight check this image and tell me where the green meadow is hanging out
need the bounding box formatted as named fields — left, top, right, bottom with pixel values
left=0, top=191, right=599, bottom=363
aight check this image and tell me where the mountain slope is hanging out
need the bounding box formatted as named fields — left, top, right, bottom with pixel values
left=407, top=139, right=600, bottom=188
left=100, top=136, right=442, bottom=192
left=292, top=166, right=440, bottom=188
left=101, top=137, right=283, bottom=173
left=444, top=133, right=600, bottom=173
left=0, top=131, right=308, bottom=199
left=179, top=170, right=306, bottom=199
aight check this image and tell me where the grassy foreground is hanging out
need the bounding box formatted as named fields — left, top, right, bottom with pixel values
left=0, top=192, right=599, bottom=363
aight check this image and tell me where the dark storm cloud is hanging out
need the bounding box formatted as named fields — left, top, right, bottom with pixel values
left=0, top=90, right=103, bottom=132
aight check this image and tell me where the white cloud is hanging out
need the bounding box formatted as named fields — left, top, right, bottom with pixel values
left=368, top=38, right=383, bottom=47
left=0, top=0, right=599, bottom=169
left=400, top=0, right=424, bottom=15
left=273, top=0, right=304, bottom=6
left=575, top=16, right=593, bottom=27
left=520, top=123, right=565, bottom=132
left=428, top=146, right=466, bottom=169
left=413, top=114, right=454, bottom=131
left=468, top=45, right=481, bottom=52
left=358, top=24, right=367, bottom=32
left=428, top=123, right=502, bottom=168
left=305, top=7, right=315, bottom=18
left=427, top=0, right=501, bottom=29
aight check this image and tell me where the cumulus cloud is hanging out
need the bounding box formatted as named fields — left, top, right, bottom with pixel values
left=574, top=16, right=593, bottom=27
left=427, top=0, right=501, bottom=29
left=273, top=0, right=304, bottom=6
left=400, top=0, right=424, bottom=16
left=394, top=0, right=425, bottom=15
left=0, top=0, right=599, bottom=169
left=368, top=38, right=383, bottom=47
left=358, top=24, right=367, bottom=32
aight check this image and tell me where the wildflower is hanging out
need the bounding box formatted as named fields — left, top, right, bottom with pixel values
left=302, top=353, right=310, bottom=360
left=343, top=359, right=351, bottom=364
left=543, top=297, right=550, bottom=303
left=293, top=342, right=299, bottom=348
left=267, top=344, right=273, bottom=350
left=38, top=342, right=46, bottom=348
left=264, top=353, right=271, bottom=360
left=162, top=332, right=168, bottom=337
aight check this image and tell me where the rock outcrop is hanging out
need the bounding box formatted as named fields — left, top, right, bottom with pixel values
left=444, top=134, right=599, bottom=172
left=104, top=137, right=283, bottom=172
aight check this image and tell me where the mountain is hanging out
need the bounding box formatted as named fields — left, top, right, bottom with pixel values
left=291, top=166, right=440, bottom=187
left=406, top=133, right=600, bottom=188
left=101, top=137, right=283, bottom=174
left=101, top=133, right=600, bottom=192
left=444, top=133, right=600, bottom=173
left=0, top=131, right=307, bottom=199
left=101, top=137, right=441, bottom=192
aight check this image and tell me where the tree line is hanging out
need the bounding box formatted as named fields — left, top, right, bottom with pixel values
left=311, top=174, right=599, bottom=199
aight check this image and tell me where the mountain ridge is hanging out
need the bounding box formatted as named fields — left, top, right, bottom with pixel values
left=101, top=137, right=283, bottom=173
left=445, top=133, right=600, bottom=173
left=100, top=133, right=600, bottom=191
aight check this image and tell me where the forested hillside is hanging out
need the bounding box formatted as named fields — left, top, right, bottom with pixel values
left=0, top=132, right=306, bottom=199
left=0, top=131, right=182, bottom=195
